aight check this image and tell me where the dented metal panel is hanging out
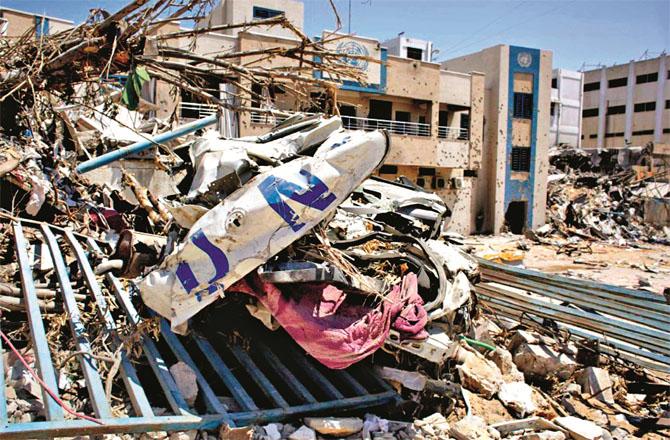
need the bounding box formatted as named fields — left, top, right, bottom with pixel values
left=0, top=223, right=397, bottom=438
left=476, top=258, right=670, bottom=373
left=137, top=129, right=389, bottom=332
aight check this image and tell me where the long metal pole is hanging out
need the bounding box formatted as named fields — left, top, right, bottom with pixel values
left=75, top=114, right=218, bottom=174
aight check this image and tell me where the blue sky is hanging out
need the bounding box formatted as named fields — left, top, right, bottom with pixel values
left=2, top=0, right=668, bottom=70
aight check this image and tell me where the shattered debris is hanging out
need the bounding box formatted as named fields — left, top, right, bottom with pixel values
left=0, top=1, right=668, bottom=439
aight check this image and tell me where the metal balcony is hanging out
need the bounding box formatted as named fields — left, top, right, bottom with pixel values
left=437, top=126, right=469, bottom=140
left=341, top=116, right=431, bottom=137
left=179, top=102, right=217, bottom=119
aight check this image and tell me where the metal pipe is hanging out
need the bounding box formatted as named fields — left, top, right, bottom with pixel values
left=75, top=114, right=218, bottom=174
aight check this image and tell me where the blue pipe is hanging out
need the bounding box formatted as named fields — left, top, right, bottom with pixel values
left=76, top=114, right=218, bottom=174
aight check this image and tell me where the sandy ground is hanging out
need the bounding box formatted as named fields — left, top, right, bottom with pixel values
left=466, top=233, right=670, bottom=296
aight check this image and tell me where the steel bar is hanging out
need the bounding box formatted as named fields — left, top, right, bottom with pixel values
left=232, top=391, right=397, bottom=426
left=482, top=300, right=670, bottom=372
left=282, top=344, right=344, bottom=400
left=103, top=272, right=192, bottom=416
left=477, top=285, right=670, bottom=355
left=65, top=233, right=153, bottom=417
left=159, top=320, right=231, bottom=418
left=481, top=271, right=669, bottom=330
left=40, top=225, right=113, bottom=419
left=478, top=259, right=668, bottom=305
left=228, top=345, right=290, bottom=409
left=75, top=114, right=218, bottom=174
left=253, top=341, right=318, bottom=404
left=478, top=292, right=670, bottom=364
left=192, top=335, right=259, bottom=412
left=11, top=224, right=64, bottom=421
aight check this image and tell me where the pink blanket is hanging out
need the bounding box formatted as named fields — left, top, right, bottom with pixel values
left=230, top=273, right=427, bottom=369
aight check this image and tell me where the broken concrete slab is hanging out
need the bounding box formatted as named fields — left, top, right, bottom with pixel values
left=450, top=415, right=500, bottom=440
left=488, top=347, right=525, bottom=382
left=454, top=342, right=504, bottom=399
left=288, top=425, right=316, bottom=440
left=576, top=367, right=614, bottom=405
left=513, top=343, right=578, bottom=380
left=498, top=381, right=537, bottom=418
left=554, top=416, right=606, bottom=440
left=168, top=361, right=198, bottom=406
left=304, top=417, right=363, bottom=436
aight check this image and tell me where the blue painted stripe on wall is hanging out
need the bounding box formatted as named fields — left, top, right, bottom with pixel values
left=505, top=45, right=541, bottom=228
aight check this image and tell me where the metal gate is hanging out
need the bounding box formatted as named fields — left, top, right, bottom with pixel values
left=0, top=221, right=398, bottom=438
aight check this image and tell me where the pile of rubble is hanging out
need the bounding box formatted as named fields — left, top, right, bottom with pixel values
left=537, top=145, right=669, bottom=246
left=0, top=1, right=668, bottom=439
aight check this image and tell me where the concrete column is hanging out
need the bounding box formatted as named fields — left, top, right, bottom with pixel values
left=596, top=66, right=607, bottom=151
left=430, top=100, right=439, bottom=139
left=624, top=60, right=635, bottom=143
left=654, top=54, right=667, bottom=143
left=468, top=72, right=485, bottom=170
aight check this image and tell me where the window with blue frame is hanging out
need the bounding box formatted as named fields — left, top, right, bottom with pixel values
left=513, top=92, right=533, bottom=119
left=252, top=6, right=284, bottom=19
left=35, top=16, right=49, bottom=38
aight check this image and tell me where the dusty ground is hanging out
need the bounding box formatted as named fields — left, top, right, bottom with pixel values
left=466, top=233, right=670, bottom=296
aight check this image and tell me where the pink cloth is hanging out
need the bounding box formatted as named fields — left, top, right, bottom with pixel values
left=230, top=272, right=427, bottom=369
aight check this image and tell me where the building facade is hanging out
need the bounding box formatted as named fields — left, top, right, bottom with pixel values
left=382, top=35, right=435, bottom=62
left=442, top=44, right=553, bottom=234
left=550, top=68, right=583, bottom=148
left=0, top=7, right=73, bottom=38
left=581, top=53, right=670, bottom=150
left=156, top=2, right=554, bottom=236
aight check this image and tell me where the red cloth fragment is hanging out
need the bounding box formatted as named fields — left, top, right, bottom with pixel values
left=230, top=272, right=427, bottom=369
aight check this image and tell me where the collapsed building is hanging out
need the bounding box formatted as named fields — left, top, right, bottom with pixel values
left=0, top=1, right=667, bottom=439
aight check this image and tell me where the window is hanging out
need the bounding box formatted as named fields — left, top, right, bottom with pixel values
left=464, top=170, right=477, bottom=177
left=418, top=167, right=436, bottom=176
left=582, top=108, right=599, bottom=118
left=252, top=6, right=283, bottom=19
left=606, top=105, right=626, bottom=115
left=589, top=134, right=598, bottom=139
left=550, top=103, right=556, bottom=116
left=605, top=132, right=624, bottom=138
left=584, top=81, right=600, bottom=92
left=551, top=78, right=557, bottom=88
left=668, top=70, right=670, bottom=79
left=634, top=101, right=656, bottom=112
left=395, top=111, right=410, bottom=122
left=511, top=147, right=531, bottom=172
left=379, top=165, right=398, bottom=174
left=666, top=100, right=670, bottom=109
left=416, top=178, right=425, bottom=187
left=664, top=128, right=670, bottom=134
left=636, top=72, right=658, bottom=84
left=608, top=77, right=627, bottom=88
left=513, top=93, right=533, bottom=119
left=406, top=47, right=423, bottom=61
left=632, top=129, right=654, bottom=136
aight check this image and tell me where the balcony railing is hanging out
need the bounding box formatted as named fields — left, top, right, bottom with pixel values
left=438, top=126, right=469, bottom=140
left=250, top=112, right=289, bottom=125
left=179, top=102, right=217, bottom=119
left=247, top=110, right=471, bottom=141
left=341, top=116, right=431, bottom=137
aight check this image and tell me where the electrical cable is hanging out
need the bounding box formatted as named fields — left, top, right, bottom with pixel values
left=0, top=328, right=104, bottom=425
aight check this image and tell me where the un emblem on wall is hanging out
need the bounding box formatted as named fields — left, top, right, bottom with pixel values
left=336, top=41, right=369, bottom=71
left=517, top=51, right=532, bottom=68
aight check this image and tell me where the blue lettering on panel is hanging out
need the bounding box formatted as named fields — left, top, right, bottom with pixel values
left=258, top=168, right=336, bottom=231
left=175, top=229, right=230, bottom=295
left=175, top=168, right=335, bottom=296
